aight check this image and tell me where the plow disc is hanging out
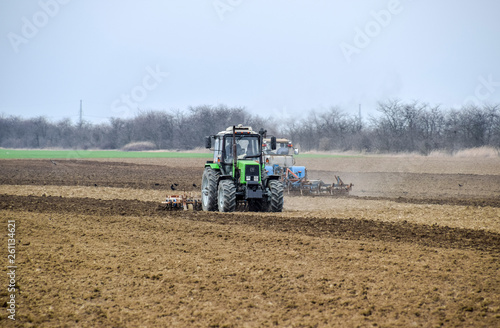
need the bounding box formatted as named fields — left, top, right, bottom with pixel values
left=159, top=194, right=202, bottom=211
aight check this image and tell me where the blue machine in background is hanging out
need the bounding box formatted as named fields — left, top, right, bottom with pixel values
left=263, top=138, right=352, bottom=195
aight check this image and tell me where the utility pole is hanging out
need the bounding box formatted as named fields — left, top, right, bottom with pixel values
left=358, top=104, right=362, bottom=130
left=79, top=99, right=83, bottom=128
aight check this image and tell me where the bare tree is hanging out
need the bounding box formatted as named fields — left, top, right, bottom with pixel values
left=0, top=101, right=498, bottom=153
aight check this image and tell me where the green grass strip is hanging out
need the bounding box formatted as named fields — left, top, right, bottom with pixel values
left=0, top=149, right=212, bottom=159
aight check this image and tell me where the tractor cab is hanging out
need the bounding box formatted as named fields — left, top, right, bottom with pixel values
left=208, top=125, right=263, bottom=176
left=263, top=138, right=298, bottom=156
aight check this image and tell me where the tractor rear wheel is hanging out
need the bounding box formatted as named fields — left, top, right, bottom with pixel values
left=218, top=179, right=236, bottom=212
left=201, top=167, right=219, bottom=211
left=268, top=180, right=284, bottom=212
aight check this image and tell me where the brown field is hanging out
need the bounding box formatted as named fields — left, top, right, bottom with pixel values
left=1, top=156, right=499, bottom=327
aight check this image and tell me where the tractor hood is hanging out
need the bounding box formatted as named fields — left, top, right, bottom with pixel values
left=235, top=160, right=262, bottom=184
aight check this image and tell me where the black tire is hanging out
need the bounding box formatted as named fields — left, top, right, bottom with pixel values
left=218, top=179, right=236, bottom=212
left=268, top=180, right=284, bottom=212
left=201, top=167, right=219, bottom=211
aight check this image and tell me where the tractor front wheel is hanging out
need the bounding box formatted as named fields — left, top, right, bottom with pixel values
left=268, top=180, right=284, bottom=212
left=218, top=179, right=236, bottom=212
left=201, top=167, right=219, bottom=211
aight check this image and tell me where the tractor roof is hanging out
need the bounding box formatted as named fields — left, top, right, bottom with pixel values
left=217, top=124, right=259, bottom=136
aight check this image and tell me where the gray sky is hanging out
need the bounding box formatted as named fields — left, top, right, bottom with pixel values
left=1, top=0, right=500, bottom=124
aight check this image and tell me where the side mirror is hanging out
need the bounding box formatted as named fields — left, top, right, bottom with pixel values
left=294, top=148, right=299, bottom=155
left=270, top=136, right=277, bottom=150
left=205, top=136, right=211, bottom=149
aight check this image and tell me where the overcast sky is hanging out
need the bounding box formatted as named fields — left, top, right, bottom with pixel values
left=1, top=0, right=499, bottom=124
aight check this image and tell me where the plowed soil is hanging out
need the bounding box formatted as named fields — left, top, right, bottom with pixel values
left=1, top=157, right=499, bottom=327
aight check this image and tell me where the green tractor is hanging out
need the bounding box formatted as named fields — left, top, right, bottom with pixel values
left=202, top=125, right=284, bottom=212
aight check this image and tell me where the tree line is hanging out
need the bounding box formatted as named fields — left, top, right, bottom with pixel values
left=0, top=100, right=499, bottom=154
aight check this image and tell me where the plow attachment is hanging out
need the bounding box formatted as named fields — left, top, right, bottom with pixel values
left=282, top=168, right=352, bottom=196
left=159, top=194, right=202, bottom=211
